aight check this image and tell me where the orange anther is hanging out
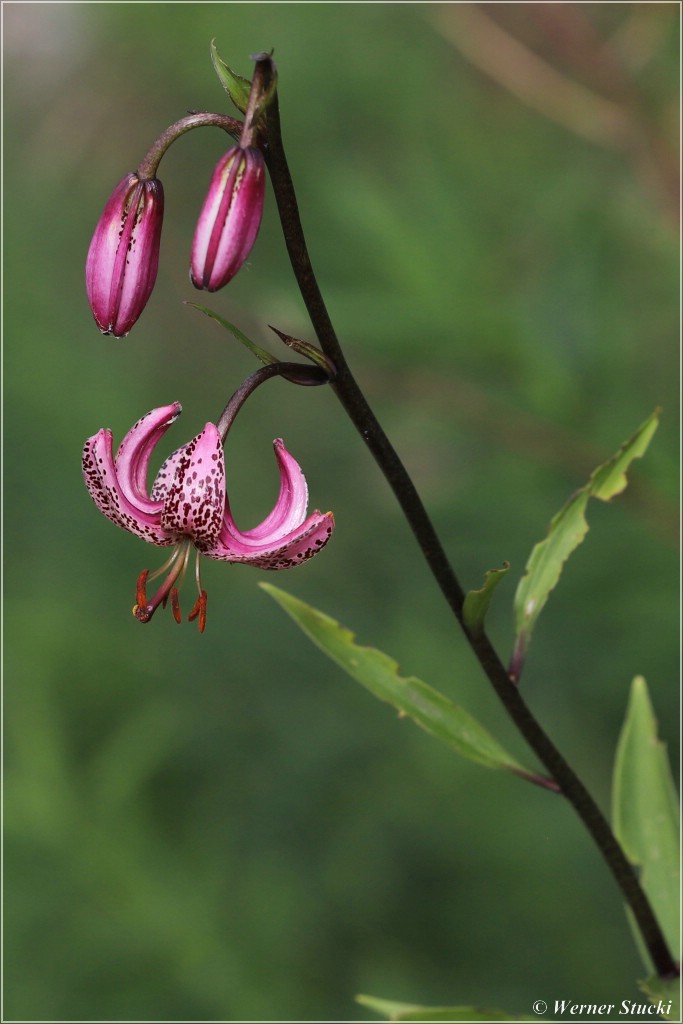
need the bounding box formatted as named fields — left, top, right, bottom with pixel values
left=170, top=587, right=182, bottom=624
left=136, top=569, right=149, bottom=609
left=188, top=590, right=208, bottom=633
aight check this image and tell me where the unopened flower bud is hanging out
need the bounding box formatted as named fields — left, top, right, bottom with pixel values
left=190, top=145, right=265, bottom=292
left=86, top=173, right=164, bottom=337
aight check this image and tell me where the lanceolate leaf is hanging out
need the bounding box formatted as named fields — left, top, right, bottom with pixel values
left=511, top=410, right=659, bottom=680
left=357, top=994, right=533, bottom=1021
left=463, top=562, right=510, bottom=635
left=612, top=676, right=680, bottom=965
left=261, top=584, right=528, bottom=776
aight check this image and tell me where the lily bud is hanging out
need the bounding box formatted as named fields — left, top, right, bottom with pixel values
left=86, top=173, right=164, bottom=337
left=190, top=145, right=265, bottom=292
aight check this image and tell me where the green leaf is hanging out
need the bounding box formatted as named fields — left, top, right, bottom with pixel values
left=638, top=974, right=680, bottom=1021
left=210, top=39, right=251, bottom=112
left=261, top=584, right=528, bottom=776
left=612, top=676, right=680, bottom=964
left=357, top=994, right=533, bottom=1021
left=511, top=410, right=660, bottom=679
left=185, top=303, right=276, bottom=365
left=463, top=562, right=510, bottom=635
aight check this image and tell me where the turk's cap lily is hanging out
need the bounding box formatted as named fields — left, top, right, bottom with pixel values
left=190, top=145, right=265, bottom=292
left=82, top=403, right=334, bottom=630
left=86, top=172, right=164, bottom=337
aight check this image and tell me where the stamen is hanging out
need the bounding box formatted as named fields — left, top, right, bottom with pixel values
left=133, top=569, right=153, bottom=622
left=147, top=544, right=184, bottom=584
left=176, top=541, right=193, bottom=591
left=170, top=587, right=182, bottom=624
left=188, top=590, right=208, bottom=633
left=130, top=540, right=205, bottom=626
left=131, top=539, right=198, bottom=627
left=135, top=569, right=149, bottom=609
left=186, top=550, right=209, bottom=632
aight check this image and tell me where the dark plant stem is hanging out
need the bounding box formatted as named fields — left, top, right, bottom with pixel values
left=261, top=86, right=678, bottom=980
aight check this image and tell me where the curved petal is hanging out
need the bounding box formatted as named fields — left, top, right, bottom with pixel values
left=239, top=439, right=310, bottom=541
left=202, top=510, right=335, bottom=568
left=82, top=428, right=173, bottom=545
left=150, top=445, right=184, bottom=503
left=159, top=423, right=226, bottom=544
left=115, top=402, right=182, bottom=512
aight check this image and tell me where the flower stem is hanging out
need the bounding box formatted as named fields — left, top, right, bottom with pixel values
left=240, top=53, right=277, bottom=148
left=261, top=81, right=678, bottom=980
left=137, top=112, right=243, bottom=180
left=216, top=361, right=329, bottom=442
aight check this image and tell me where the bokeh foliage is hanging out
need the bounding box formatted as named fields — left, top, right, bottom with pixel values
left=4, top=3, right=678, bottom=1020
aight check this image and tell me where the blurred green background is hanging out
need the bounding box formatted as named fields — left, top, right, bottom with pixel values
left=4, top=3, right=678, bottom=1021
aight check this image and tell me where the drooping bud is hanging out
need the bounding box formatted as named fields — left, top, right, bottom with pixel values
left=190, top=145, right=265, bottom=292
left=86, top=172, right=164, bottom=337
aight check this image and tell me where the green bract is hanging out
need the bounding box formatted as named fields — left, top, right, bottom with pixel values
left=210, top=39, right=251, bottom=112
left=463, top=562, right=510, bottom=635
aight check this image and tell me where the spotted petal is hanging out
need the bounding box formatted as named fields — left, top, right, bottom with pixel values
left=205, top=509, right=335, bottom=568
left=83, top=421, right=175, bottom=546
left=159, top=423, right=226, bottom=544
left=202, top=438, right=335, bottom=567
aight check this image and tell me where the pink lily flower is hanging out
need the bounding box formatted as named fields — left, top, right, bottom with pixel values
left=86, top=172, right=164, bottom=337
left=82, top=403, right=335, bottom=631
left=190, top=145, right=265, bottom=292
